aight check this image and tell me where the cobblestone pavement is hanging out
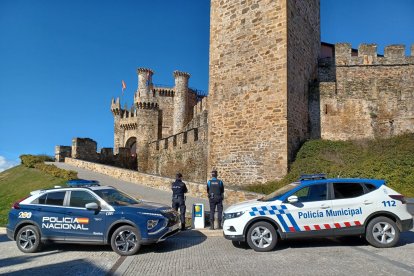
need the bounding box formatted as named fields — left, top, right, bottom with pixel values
left=1, top=229, right=413, bottom=275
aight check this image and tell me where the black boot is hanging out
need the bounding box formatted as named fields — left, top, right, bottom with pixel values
left=181, top=223, right=186, bottom=231
left=210, top=221, right=214, bottom=230
left=218, top=222, right=223, bottom=230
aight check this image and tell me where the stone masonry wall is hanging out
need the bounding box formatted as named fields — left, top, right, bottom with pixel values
left=71, top=138, right=98, bottom=162
left=64, top=158, right=262, bottom=205
left=208, top=0, right=289, bottom=186
left=55, top=146, right=72, bottom=162
left=147, top=125, right=208, bottom=183
left=286, top=0, right=320, bottom=163
left=314, top=43, right=414, bottom=140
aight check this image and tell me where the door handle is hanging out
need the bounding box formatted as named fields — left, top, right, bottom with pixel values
left=320, top=204, right=330, bottom=209
left=363, top=200, right=373, bottom=205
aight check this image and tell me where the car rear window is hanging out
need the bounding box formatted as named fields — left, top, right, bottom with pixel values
left=364, top=183, right=378, bottom=192
left=32, top=191, right=66, bottom=206
left=333, top=183, right=364, bottom=199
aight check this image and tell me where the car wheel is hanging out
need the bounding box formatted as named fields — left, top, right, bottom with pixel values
left=111, top=225, right=141, bottom=256
left=16, top=225, right=42, bottom=253
left=246, top=221, right=277, bottom=252
left=365, top=216, right=400, bottom=248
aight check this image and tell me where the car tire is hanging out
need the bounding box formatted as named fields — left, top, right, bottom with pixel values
left=365, top=216, right=400, bottom=248
left=246, top=221, right=277, bottom=252
left=111, top=225, right=141, bottom=256
left=16, top=225, right=42, bottom=253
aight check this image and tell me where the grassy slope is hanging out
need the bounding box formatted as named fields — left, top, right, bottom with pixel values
left=0, top=165, right=66, bottom=226
left=247, top=134, right=414, bottom=197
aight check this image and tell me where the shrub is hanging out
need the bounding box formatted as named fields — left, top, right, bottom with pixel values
left=20, top=154, right=54, bottom=168
left=19, top=154, right=77, bottom=180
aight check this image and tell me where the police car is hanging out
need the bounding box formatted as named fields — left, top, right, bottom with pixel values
left=223, top=175, right=413, bottom=252
left=6, top=185, right=180, bottom=256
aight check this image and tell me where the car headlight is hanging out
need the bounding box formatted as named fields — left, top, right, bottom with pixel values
left=147, top=219, right=159, bottom=230
left=224, top=211, right=245, bottom=220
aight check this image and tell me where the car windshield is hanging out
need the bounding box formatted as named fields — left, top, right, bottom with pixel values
left=259, top=182, right=300, bottom=201
left=94, top=189, right=140, bottom=206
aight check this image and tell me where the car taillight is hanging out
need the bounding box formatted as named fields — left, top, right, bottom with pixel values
left=389, top=195, right=406, bottom=204
left=11, top=196, right=29, bottom=209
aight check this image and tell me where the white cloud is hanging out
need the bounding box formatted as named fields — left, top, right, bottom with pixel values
left=0, top=156, right=17, bottom=172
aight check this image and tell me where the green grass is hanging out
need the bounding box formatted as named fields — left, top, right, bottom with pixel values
left=0, top=165, right=67, bottom=226
left=247, top=134, right=414, bottom=197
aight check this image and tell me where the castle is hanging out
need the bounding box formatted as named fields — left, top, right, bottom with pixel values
left=56, top=0, right=414, bottom=186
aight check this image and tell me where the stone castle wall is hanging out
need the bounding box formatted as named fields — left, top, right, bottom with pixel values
left=208, top=0, right=320, bottom=185
left=64, top=157, right=262, bottom=205
left=312, top=43, right=414, bottom=140
left=147, top=108, right=208, bottom=183
left=286, top=0, right=320, bottom=163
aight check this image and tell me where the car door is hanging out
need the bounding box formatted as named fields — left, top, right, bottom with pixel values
left=63, top=190, right=106, bottom=242
left=31, top=191, right=68, bottom=241
left=285, top=183, right=334, bottom=236
left=329, top=182, right=366, bottom=235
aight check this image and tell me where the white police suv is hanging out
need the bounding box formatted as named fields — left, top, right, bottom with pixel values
left=223, top=175, right=413, bottom=252
left=7, top=184, right=180, bottom=256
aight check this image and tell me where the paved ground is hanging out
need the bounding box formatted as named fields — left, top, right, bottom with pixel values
left=1, top=229, right=413, bottom=275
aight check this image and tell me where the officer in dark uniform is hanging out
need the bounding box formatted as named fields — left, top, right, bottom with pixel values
left=171, top=173, right=188, bottom=230
left=207, top=170, right=224, bottom=230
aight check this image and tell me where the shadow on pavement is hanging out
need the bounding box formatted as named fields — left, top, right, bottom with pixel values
left=0, top=251, right=61, bottom=268
left=231, top=230, right=414, bottom=251
left=139, top=232, right=208, bottom=253
left=0, top=234, right=9, bottom=243
left=2, top=259, right=106, bottom=275
left=40, top=243, right=112, bottom=253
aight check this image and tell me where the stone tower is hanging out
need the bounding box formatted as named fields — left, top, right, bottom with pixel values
left=173, top=71, right=190, bottom=133
left=208, top=0, right=320, bottom=185
left=111, top=68, right=160, bottom=172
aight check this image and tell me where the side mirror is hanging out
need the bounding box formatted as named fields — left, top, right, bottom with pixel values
left=85, top=202, right=100, bottom=210
left=287, top=195, right=298, bottom=203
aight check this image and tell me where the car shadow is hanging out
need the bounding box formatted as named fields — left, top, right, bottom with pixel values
left=1, top=259, right=107, bottom=275
left=232, top=230, right=414, bottom=251
left=138, top=231, right=208, bottom=253
left=0, top=234, right=9, bottom=243
left=0, top=251, right=62, bottom=268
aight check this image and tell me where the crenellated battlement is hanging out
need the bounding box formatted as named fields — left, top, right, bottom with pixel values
left=111, top=97, right=121, bottom=115
left=149, top=126, right=206, bottom=152
left=193, top=97, right=208, bottom=117
left=334, top=43, right=414, bottom=66
left=135, top=101, right=159, bottom=110
left=173, top=70, right=191, bottom=78
left=152, top=87, right=175, bottom=97
left=137, top=67, right=154, bottom=74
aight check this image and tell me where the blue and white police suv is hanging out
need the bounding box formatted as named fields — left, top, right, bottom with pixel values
left=223, top=175, right=413, bottom=252
left=7, top=184, right=180, bottom=256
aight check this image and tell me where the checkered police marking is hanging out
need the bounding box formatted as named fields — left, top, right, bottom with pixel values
left=249, top=205, right=289, bottom=216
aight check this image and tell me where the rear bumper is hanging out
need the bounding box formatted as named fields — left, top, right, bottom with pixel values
left=6, top=228, right=14, bottom=240
left=224, top=234, right=244, bottom=242
left=401, top=218, right=413, bottom=231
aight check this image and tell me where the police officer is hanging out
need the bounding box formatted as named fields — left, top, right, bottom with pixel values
left=171, top=172, right=188, bottom=230
left=207, top=170, right=224, bottom=230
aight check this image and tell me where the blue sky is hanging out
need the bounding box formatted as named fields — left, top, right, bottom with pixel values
left=0, top=0, right=413, bottom=171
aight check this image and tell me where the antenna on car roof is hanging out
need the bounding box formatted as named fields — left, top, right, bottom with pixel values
left=299, top=174, right=327, bottom=181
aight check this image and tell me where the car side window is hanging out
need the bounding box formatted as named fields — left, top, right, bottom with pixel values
left=69, top=191, right=99, bottom=208
left=364, top=183, right=377, bottom=192
left=293, top=184, right=327, bottom=202
left=333, top=183, right=364, bottom=199
left=32, top=191, right=66, bottom=206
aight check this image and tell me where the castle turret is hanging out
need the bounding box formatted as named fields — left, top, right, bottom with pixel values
left=173, top=70, right=190, bottom=133
left=135, top=68, right=154, bottom=104
left=111, top=97, right=124, bottom=154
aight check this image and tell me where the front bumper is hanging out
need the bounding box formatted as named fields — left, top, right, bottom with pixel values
left=401, top=218, right=413, bottom=231
left=141, top=222, right=181, bottom=245
left=224, top=233, right=245, bottom=242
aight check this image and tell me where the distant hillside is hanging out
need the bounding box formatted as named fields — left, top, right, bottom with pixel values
left=248, top=134, right=414, bottom=197
left=0, top=165, right=66, bottom=226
